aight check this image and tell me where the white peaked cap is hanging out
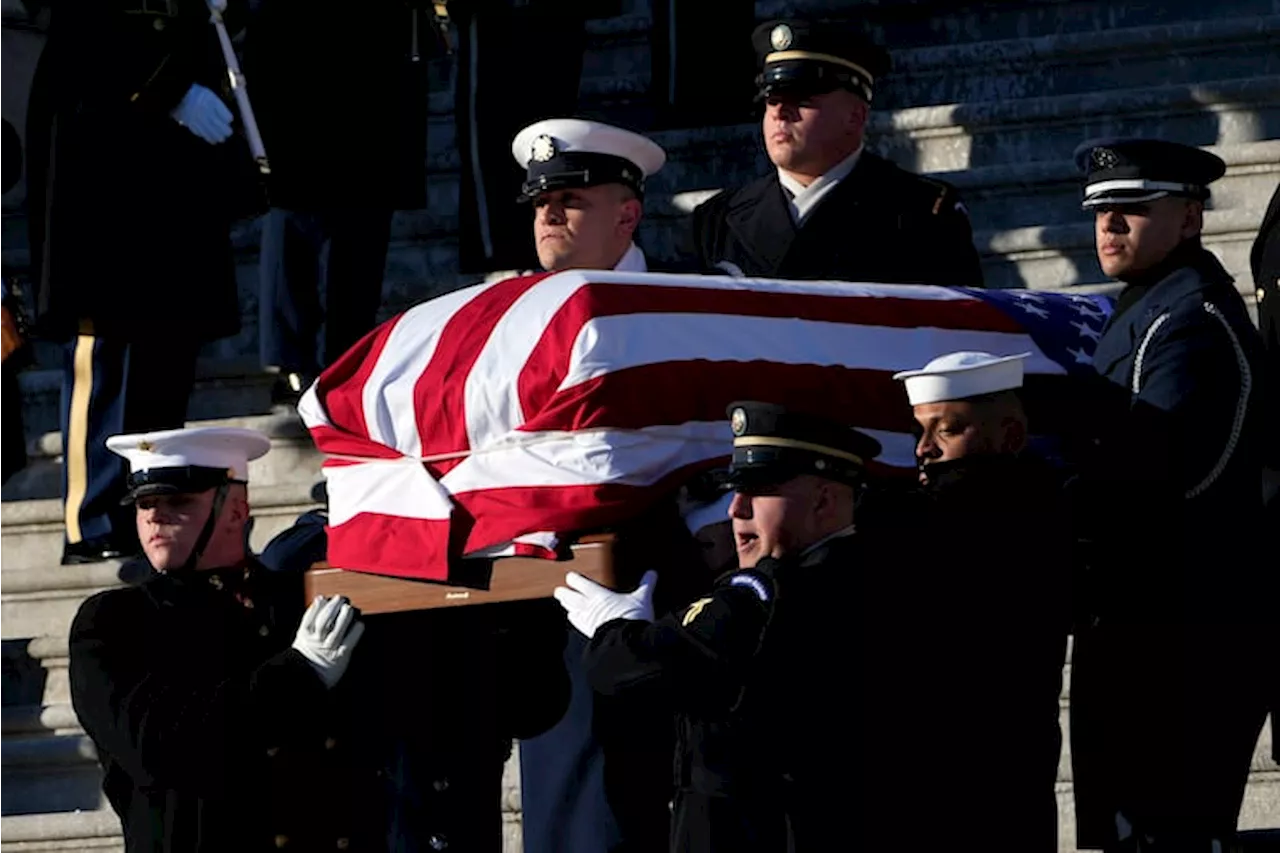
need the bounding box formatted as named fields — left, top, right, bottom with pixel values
left=892, top=351, right=1032, bottom=406
left=107, top=426, right=272, bottom=483
left=511, top=118, right=666, bottom=177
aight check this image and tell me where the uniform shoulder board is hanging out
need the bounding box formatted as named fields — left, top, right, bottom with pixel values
left=912, top=176, right=967, bottom=217
left=727, top=572, right=772, bottom=603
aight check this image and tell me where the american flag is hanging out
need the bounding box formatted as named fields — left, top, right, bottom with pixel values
left=297, top=271, right=1113, bottom=581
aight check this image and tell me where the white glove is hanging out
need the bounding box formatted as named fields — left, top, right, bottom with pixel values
left=291, top=595, right=366, bottom=689
left=553, top=570, right=657, bottom=639
left=169, top=84, right=233, bottom=145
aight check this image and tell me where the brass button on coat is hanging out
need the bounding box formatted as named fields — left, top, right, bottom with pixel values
left=274, top=835, right=289, bottom=848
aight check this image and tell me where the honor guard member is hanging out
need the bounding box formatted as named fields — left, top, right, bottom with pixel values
left=871, top=351, right=1071, bottom=850
left=68, top=427, right=368, bottom=853
left=558, top=402, right=882, bottom=852
left=1067, top=138, right=1276, bottom=852
left=26, top=0, right=249, bottom=563
left=683, top=19, right=984, bottom=285
left=512, top=123, right=679, bottom=853
left=513, top=117, right=667, bottom=274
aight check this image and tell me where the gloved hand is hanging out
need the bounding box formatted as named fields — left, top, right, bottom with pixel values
left=553, top=570, right=657, bottom=639
left=291, top=595, right=366, bottom=689
left=169, top=84, right=233, bottom=145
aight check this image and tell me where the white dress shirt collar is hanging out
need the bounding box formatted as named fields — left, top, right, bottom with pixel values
left=777, top=145, right=864, bottom=226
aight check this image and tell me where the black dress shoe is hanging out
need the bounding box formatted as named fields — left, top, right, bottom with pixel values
left=61, top=536, right=139, bottom=565
left=270, top=371, right=314, bottom=409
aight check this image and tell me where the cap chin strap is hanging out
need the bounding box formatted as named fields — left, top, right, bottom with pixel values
left=180, top=483, right=231, bottom=572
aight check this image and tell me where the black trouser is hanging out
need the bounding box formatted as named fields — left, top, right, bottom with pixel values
left=649, top=0, right=756, bottom=129
left=258, top=206, right=393, bottom=376
left=454, top=0, right=587, bottom=274
left=60, top=327, right=199, bottom=549
left=1071, top=621, right=1271, bottom=850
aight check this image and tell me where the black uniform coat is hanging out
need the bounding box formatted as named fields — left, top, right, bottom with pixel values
left=1070, top=244, right=1275, bottom=846
left=258, top=509, right=573, bottom=852
left=856, top=454, right=1072, bottom=850
left=242, top=0, right=430, bottom=212
left=585, top=533, right=864, bottom=852
left=1252, top=181, right=1280, bottom=386
left=67, top=560, right=340, bottom=852
left=26, top=0, right=246, bottom=344
left=683, top=151, right=984, bottom=286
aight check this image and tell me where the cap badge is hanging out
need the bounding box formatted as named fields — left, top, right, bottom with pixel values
left=730, top=407, right=747, bottom=436
left=531, top=134, right=557, bottom=163
left=1091, top=147, right=1120, bottom=170
left=137, top=440, right=154, bottom=452
left=770, top=23, right=793, bottom=51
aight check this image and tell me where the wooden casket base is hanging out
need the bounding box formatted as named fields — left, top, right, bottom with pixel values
left=303, top=533, right=627, bottom=615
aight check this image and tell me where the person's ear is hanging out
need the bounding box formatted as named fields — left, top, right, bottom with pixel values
left=999, top=416, right=1028, bottom=455
left=1180, top=199, right=1204, bottom=240
left=617, top=197, right=642, bottom=238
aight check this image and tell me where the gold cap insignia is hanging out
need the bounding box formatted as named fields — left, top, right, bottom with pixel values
left=730, top=407, right=747, bottom=437
left=531, top=134, right=557, bottom=163
left=137, top=440, right=154, bottom=451
left=770, top=24, right=793, bottom=51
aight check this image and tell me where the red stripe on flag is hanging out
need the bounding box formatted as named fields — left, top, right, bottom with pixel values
left=312, top=315, right=403, bottom=451
left=326, top=513, right=453, bottom=581
left=517, top=283, right=1017, bottom=416
left=451, top=461, right=728, bottom=556
left=412, top=274, right=554, bottom=476
left=523, top=362, right=920, bottom=436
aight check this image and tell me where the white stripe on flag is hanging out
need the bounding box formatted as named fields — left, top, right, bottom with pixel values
left=440, top=422, right=733, bottom=494
left=558, top=314, right=1063, bottom=391
left=325, top=458, right=456, bottom=527
left=365, top=280, right=494, bottom=456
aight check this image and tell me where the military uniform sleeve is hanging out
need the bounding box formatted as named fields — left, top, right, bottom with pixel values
left=1129, top=304, right=1248, bottom=497
left=495, top=599, right=572, bottom=740
left=54, top=0, right=225, bottom=115
left=582, top=569, right=773, bottom=717
left=68, top=589, right=327, bottom=796
left=916, top=181, right=984, bottom=287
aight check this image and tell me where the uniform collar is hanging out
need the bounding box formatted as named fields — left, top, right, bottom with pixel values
left=777, top=145, right=864, bottom=226
left=799, top=523, right=857, bottom=561
left=613, top=242, right=648, bottom=272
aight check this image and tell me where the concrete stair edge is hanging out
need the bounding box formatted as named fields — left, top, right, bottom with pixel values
left=0, top=810, right=122, bottom=844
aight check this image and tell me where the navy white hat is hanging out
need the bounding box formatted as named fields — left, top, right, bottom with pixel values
left=752, top=19, right=891, bottom=103
left=511, top=118, right=666, bottom=202
left=108, top=426, right=271, bottom=503
left=892, top=351, right=1031, bottom=406
left=1074, top=137, right=1226, bottom=209
left=724, top=401, right=881, bottom=489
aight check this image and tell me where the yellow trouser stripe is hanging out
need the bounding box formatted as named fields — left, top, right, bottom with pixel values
left=63, top=331, right=95, bottom=544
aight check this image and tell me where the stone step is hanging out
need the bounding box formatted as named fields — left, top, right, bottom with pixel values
left=759, top=0, right=1280, bottom=50
left=0, top=810, right=124, bottom=852
left=0, top=484, right=318, bottom=642
left=575, top=11, right=1280, bottom=113
left=1, top=734, right=107, bottom=815
left=3, top=411, right=320, bottom=504
left=3, top=636, right=72, bottom=713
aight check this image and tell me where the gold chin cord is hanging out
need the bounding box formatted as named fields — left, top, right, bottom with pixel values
left=207, top=1, right=270, bottom=175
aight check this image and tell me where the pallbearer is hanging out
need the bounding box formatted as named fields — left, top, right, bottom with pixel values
left=1068, top=137, right=1276, bottom=851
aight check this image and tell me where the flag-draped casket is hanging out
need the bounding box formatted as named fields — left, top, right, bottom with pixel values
left=298, top=270, right=1113, bottom=581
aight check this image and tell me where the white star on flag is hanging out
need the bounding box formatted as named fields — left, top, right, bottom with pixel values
left=1014, top=301, right=1051, bottom=319
left=1067, top=346, right=1094, bottom=365
left=1011, top=290, right=1047, bottom=302
left=1072, top=321, right=1102, bottom=341
left=1074, top=302, right=1104, bottom=319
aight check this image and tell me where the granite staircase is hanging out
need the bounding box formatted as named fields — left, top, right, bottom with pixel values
left=3, top=0, right=1278, bottom=849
